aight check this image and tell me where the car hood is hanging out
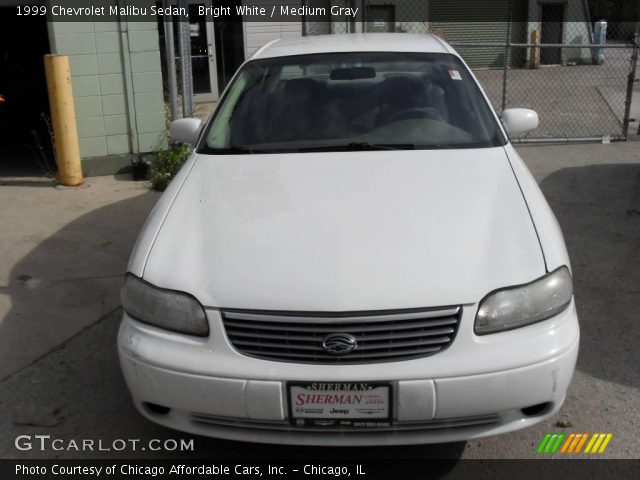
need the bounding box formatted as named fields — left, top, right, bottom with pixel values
left=142, top=148, right=545, bottom=310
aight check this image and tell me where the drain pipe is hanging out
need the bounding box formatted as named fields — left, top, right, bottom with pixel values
left=163, top=0, right=178, bottom=121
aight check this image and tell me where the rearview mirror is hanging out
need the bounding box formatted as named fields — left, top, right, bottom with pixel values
left=501, top=108, right=538, bottom=136
left=330, top=67, right=376, bottom=80
left=169, top=118, right=202, bottom=145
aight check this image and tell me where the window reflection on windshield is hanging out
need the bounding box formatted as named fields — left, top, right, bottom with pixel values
left=200, top=52, right=505, bottom=154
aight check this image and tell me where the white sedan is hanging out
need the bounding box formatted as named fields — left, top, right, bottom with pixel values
left=118, top=33, right=579, bottom=445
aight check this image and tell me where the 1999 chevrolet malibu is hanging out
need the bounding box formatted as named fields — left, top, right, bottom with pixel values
left=118, top=34, right=579, bottom=445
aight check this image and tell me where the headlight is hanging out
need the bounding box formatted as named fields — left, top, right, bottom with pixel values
left=121, top=274, right=209, bottom=336
left=475, top=266, right=573, bottom=335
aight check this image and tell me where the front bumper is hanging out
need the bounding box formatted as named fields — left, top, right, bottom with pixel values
left=118, top=302, right=579, bottom=446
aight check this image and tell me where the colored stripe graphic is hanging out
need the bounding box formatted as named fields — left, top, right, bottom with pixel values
left=561, top=433, right=576, bottom=453
left=598, top=434, right=613, bottom=453
left=537, top=433, right=565, bottom=454
left=539, top=433, right=613, bottom=454
left=585, top=433, right=613, bottom=454
left=584, top=434, right=597, bottom=453
left=550, top=433, right=565, bottom=453
left=537, top=433, right=552, bottom=453
left=560, top=433, right=588, bottom=454
left=574, top=433, right=589, bottom=453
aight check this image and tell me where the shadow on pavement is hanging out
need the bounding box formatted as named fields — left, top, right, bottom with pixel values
left=539, top=164, right=640, bottom=390
left=0, top=187, right=465, bottom=468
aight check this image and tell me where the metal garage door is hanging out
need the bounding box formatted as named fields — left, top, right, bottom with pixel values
left=429, top=0, right=527, bottom=68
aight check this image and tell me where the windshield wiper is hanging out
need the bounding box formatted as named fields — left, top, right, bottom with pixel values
left=201, top=146, right=255, bottom=154
left=294, top=143, right=417, bottom=152
left=201, top=143, right=418, bottom=154
left=347, top=142, right=416, bottom=151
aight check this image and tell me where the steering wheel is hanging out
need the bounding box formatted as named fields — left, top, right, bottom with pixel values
left=385, top=107, right=445, bottom=124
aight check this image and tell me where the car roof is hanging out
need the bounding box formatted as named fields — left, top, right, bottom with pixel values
left=250, top=33, right=456, bottom=60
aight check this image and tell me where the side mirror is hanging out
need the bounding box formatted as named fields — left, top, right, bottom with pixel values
left=501, top=108, right=539, bottom=136
left=169, top=118, right=202, bottom=145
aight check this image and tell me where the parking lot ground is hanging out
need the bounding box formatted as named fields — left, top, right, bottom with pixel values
left=0, top=142, right=639, bottom=464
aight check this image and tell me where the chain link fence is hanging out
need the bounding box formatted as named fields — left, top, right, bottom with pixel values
left=450, top=21, right=639, bottom=142
left=303, top=2, right=640, bottom=142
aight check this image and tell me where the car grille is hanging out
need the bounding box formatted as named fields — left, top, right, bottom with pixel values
left=220, top=306, right=461, bottom=364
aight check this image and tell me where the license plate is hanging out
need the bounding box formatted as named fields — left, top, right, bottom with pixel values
left=288, top=382, right=392, bottom=428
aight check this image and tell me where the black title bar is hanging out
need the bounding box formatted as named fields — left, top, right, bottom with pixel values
left=1, top=0, right=639, bottom=23
left=2, top=459, right=640, bottom=480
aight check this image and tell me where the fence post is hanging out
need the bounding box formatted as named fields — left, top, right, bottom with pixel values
left=178, top=0, right=194, bottom=118
left=163, top=0, right=178, bottom=122
left=529, top=29, right=540, bottom=69
left=635, top=21, right=640, bottom=136
left=624, top=22, right=639, bottom=137
left=353, top=0, right=364, bottom=33
left=501, top=0, right=514, bottom=112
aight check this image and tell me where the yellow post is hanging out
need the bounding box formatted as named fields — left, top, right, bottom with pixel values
left=529, top=29, right=541, bottom=69
left=44, top=55, right=83, bottom=186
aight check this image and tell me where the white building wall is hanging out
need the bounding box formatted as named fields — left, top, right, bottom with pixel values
left=242, top=1, right=304, bottom=58
left=243, top=22, right=304, bottom=57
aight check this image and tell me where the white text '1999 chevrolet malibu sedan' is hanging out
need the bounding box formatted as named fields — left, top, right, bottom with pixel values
left=118, top=34, right=579, bottom=446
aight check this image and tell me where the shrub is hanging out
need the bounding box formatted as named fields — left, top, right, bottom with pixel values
left=148, top=143, right=190, bottom=191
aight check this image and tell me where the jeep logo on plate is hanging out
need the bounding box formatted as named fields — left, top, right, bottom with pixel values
left=322, top=333, right=358, bottom=355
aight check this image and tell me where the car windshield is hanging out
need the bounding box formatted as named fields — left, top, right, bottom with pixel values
left=199, top=52, right=505, bottom=154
